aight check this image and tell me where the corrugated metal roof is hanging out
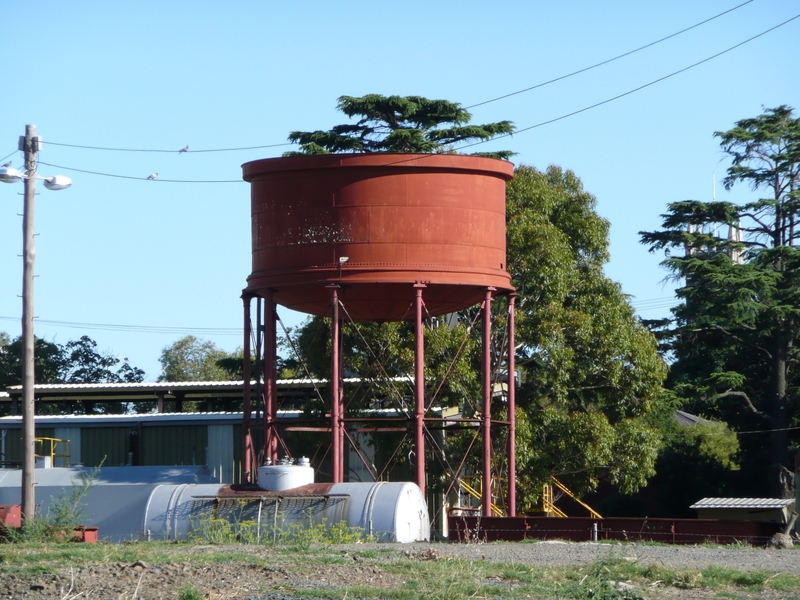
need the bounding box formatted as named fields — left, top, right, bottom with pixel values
left=0, top=410, right=303, bottom=427
left=0, top=406, right=422, bottom=427
left=5, top=379, right=316, bottom=392
left=690, top=497, right=795, bottom=510
left=675, top=410, right=710, bottom=427
left=3, top=377, right=412, bottom=394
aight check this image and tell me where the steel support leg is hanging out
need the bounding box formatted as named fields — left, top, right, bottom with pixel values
left=242, top=295, right=254, bottom=483
left=507, top=293, right=517, bottom=517
left=482, top=288, right=494, bottom=517
left=264, top=291, right=278, bottom=466
left=329, top=285, right=342, bottom=483
left=414, top=284, right=426, bottom=496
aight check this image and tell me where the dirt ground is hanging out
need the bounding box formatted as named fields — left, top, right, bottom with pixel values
left=1, top=541, right=799, bottom=599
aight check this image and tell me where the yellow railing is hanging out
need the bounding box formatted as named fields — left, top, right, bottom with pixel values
left=35, top=437, right=71, bottom=467
left=542, top=482, right=568, bottom=517
left=458, top=476, right=504, bottom=517
left=543, top=476, right=602, bottom=519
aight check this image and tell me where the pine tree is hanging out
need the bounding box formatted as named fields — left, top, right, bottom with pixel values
left=284, top=94, right=515, bottom=159
left=640, top=106, right=800, bottom=497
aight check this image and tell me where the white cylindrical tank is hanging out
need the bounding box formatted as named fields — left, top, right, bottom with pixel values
left=329, top=482, right=430, bottom=543
left=142, top=483, right=225, bottom=541
left=141, top=481, right=429, bottom=543
left=258, top=460, right=314, bottom=492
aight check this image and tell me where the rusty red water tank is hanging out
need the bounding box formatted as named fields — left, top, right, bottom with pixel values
left=242, top=153, right=514, bottom=321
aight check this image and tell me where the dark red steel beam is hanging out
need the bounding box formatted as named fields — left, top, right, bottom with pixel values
left=264, top=291, right=279, bottom=466
left=242, top=295, right=254, bottom=483
left=414, top=283, right=426, bottom=496
left=329, top=285, right=342, bottom=483
left=508, top=293, right=517, bottom=517
left=482, top=288, right=494, bottom=517
left=449, top=516, right=781, bottom=546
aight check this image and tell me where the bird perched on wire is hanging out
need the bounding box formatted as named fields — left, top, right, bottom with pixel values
left=146, top=172, right=158, bottom=180
left=1, top=161, right=11, bottom=168
left=179, top=145, right=188, bottom=153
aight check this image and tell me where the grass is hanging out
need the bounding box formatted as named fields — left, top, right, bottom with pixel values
left=0, top=541, right=798, bottom=598
left=177, top=584, right=203, bottom=600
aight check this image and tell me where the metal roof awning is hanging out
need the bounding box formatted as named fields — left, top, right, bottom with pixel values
left=690, top=498, right=795, bottom=510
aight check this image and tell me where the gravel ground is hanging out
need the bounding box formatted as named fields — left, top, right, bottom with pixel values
left=1, top=541, right=798, bottom=599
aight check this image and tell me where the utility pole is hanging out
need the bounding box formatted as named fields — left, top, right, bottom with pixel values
left=0, top=127, right=70, bottom=523
left=21, top=124, right=38, bottom=522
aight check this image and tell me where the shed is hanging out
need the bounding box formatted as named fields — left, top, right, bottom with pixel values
left=690, top=498, right=795, bottom=524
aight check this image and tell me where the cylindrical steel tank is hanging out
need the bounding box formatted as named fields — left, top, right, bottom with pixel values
left=242, top=153, right=515, bottom=321
left=142, top=481, right=430, bottom=543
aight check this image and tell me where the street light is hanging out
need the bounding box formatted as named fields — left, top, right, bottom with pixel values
left=1, top=125, right=71, bottom=523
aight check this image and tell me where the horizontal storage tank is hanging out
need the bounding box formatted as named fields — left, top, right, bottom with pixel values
left=142, top=481, right=430, bottom=543
left=0, top=466, right=217, bottom=542
left=242, top=153, right=515, bottom=321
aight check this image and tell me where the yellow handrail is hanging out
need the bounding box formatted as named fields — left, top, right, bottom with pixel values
left=542, top=483, right=568, bottom=517
left=35, top=437, right=71, bottom=467
left=458, top=478, right=504, bottom=517
left=543, top=476, right=602, bottom=519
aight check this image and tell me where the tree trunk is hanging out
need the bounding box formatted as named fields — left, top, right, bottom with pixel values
left=769, top=331, right=791, bottom=497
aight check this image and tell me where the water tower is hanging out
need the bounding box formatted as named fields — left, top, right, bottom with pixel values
left=241, top=153, right=517, bottom=516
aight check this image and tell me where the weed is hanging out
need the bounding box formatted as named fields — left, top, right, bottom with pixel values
left=558, top=554, right=646, bottom=599
left=6, top=462, right=103, bottom=543
left=178, top=584, right=203, bottom=600
left=187, top=510, right=373, bottom=549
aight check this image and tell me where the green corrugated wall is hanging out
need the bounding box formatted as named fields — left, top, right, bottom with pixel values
left=140, top=425, right=207, bottom=467
left=0, top=428, right=55, bottom=464
left=81, top=427, right=131, bottom=467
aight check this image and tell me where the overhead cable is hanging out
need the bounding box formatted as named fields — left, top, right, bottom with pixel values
left=467, top=0, right=755, bottom=109
left=737, top=425, right=800, bottom=435
left=37, top=161, right=244, bottom=184
left=43, top=141, right=293, bottom=153
left=457, top=13, right=800, bottom=151
left=35, top=2, right=756, bottom=157
left=29, top=14, right=799, bottom=184
left=0, top=315, right=240, bottom=335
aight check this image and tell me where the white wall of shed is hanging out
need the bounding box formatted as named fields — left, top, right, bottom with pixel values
left=54, top=427, right=81, bottom=467
left=207, top=424, right=234, bottom=483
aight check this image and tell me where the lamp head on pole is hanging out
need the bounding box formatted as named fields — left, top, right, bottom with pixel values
left=0, top=165, right=23, bottom=183
left=43, top=175, right=72, bottom=191
left=0, top=167, right=72, bottom=190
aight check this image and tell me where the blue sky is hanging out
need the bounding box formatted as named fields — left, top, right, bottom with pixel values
left=1, top=1, right=798, bottom=380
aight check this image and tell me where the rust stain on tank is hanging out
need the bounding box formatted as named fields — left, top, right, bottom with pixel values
left=242, top=153, right=515, bottom=321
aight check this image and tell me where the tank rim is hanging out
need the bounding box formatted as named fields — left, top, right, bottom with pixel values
left=242, top=152, right=515, bottom=181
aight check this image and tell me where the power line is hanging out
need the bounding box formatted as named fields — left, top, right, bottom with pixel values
left=457, top=13, right=800, bottom=151
left=31, top=2, right=758, bottom=159
left=43, top=141, right=293, bottom=153
left=630, top=296, right=678, bottom=308
left=466, top=0, right=755, bottom=109
left=0, top=315, right=241, bottom=336
left=25, top=13, right=799, bottom=185
left=737, top=425, right=800, bottom=435
left=37, top=161, right=244, bottom=184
